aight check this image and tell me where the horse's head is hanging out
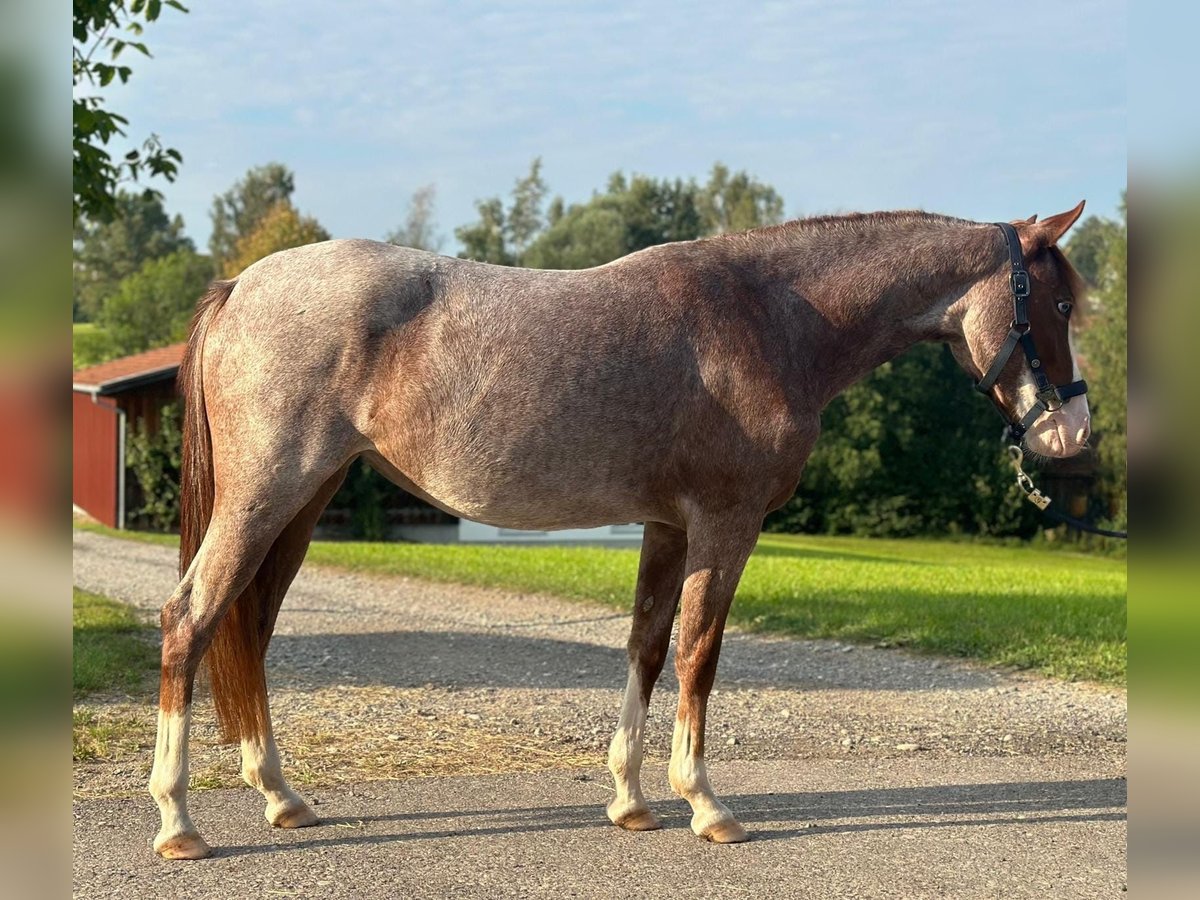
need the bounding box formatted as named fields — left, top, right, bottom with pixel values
left=951, top=202, right=1091, bottom=459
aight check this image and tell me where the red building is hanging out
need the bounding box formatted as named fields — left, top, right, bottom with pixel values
left=72, top=344, right=185, bottom=528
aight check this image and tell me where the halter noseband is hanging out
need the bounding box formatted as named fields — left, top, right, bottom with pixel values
left=974, top=222, right=1088, bottom=442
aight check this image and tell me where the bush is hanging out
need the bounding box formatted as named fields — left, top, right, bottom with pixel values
left=338, top=459, right=389, bottom=540
left=766, top=344, right=1033, bottom=538
left=126, top=402, right=183, bottom=532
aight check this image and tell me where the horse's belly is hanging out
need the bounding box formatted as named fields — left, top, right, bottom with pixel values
left=416, top=462, right=651, bottom=532
left=399, top=428, right=655, bottom=532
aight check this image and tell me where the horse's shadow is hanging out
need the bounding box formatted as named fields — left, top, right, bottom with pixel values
left=213, top=777, right=1126, bottom=857
left=263, top=627, right=1001, bottom=694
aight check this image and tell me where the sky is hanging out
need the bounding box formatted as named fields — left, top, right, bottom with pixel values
left=99, top=0, right=1127, bottom=253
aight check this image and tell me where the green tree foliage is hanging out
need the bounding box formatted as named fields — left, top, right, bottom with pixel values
left=698, top=162, right=786, bottom=234
left=74, top=190, right=193, bottom=320
left=385, top=184, right=444, bottom=251
left=524, top=202, right=627, bottom=270
left=460, top=161, right=783, bottom=270
left=523, top=172, right=700, bottom=269
left=126, top=401, right=183, bottom=531
left=766, top=344, right=1030, bottom=537
left=456, top=197, right=512, bottom=264
left=209, top=163, right=296, bottom=273
left=73, top=0, right=187, bottom=223
left=73, top=323, right=117, bottom=369
left=336, top=460, right=390, bottom=540
left=1077, top=201, right=1127, bottom=529
left=98, top=248, right=212, bottom=357
left=506, top=158, right=549, bottom=259
left=1064, top=214, right=1122, bottom=288
left=455, top=159, right=550, bottom=265
left=221, top=200, right=330, bottom=277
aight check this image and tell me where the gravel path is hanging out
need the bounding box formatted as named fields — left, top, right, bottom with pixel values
left=72, top=529, right=1127, bottom=897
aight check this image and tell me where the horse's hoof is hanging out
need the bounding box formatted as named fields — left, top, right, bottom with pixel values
left=698, top=819, right=749, bottom=844
left=154, top=831, right=213, bottom=860
left=268, top=800, right=320, bottom=829
left=612, top=806, right=662, bottom=832
left=607, top=796, right=663, bottom=832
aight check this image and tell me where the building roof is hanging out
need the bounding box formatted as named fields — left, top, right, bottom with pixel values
left=73, top=343, right=187, bottom=395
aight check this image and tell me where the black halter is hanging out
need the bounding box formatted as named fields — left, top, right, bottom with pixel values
left=974, top=222, right=1088, bottom=442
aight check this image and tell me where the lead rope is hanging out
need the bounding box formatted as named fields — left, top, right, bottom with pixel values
left=1006, top=445, right=1127, bottom=539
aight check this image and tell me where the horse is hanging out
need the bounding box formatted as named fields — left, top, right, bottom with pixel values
left=148, top=203, right=1092, bottom=858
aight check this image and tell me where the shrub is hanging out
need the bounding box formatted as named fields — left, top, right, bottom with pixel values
left=125, top=402, right=183, bottom=532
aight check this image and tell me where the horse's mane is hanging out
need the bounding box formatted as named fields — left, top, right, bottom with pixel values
left=711, top=209, right=977, bottom=244
left=693, top=210, right=986, bottom=259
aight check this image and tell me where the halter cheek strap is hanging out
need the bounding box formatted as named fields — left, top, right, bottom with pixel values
left=974, top=222, right=1088, bottom=442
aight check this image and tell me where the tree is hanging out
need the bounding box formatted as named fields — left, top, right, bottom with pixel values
left=1064, top=214, right=1121, bottom=288
left=98, top=248, right=212, bottom=357
left=221, top=200, right=330, bottom=277
left=74, top=190, right=193, bottom=320
left=698, top=162, right=785, bottom=234
left=767, top=344, right=1030, bottom=537
left=618, top=173, right=705, bottom=250
left=456, top=197, right=512, bottom=265
left=522, top=204, right=627, bottom=270
left=73, top=0, right=187, bottom=223
left=209, top=163, right=296, bottom=273
left=522, top=174, right=696, bottom=269
left=506, top=158, right=548, bottom=259
left=385, top=184, right=443, bottom=251
left=455, top=159, right=550, bottom=266
left=1079, top=199, right=1127, bottom=529
left=518, top=164, right=782, bottom=270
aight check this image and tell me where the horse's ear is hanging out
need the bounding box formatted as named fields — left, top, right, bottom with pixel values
left=1020, top=201, right=1085, bottom=253
left=1013, top=214, right=1038, bottom=225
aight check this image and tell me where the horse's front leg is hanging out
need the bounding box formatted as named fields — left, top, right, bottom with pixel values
left=668, top=514, right=760, bottom=843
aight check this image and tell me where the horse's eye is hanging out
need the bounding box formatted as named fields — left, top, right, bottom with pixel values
left=1056, top=301, right=1073, bottom=316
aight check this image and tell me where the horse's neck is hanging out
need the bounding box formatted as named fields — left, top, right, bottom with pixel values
left=738, top=220, right=998, bottom=403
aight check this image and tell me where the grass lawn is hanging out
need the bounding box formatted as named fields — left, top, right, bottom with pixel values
left=76, top=524, right=1126, bottom=684
left=72, top=588, right=161, bottom=762
left=73, top=587, right=158, bottom=699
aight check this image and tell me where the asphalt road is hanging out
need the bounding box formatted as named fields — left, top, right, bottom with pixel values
left=72, top=530, right=1126, bottom=898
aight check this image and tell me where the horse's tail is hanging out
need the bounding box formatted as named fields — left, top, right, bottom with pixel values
left=178, top=280, right=233, bottom=578
left=178, top=279, right=265, bottom=743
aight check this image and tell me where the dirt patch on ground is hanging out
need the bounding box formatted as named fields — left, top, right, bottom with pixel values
left=74, top=683, right=606, bottom=799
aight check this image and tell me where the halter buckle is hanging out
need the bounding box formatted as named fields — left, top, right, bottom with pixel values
left=1011, top=271, right=1030, bottom=298
left=1036, top=385, right=1064, bottom=412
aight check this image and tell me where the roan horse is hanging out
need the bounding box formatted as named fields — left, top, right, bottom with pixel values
left=150, top=204, right=1092, bottom=858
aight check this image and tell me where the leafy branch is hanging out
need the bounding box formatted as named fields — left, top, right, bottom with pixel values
left=73, top=0, right=188, bottom=223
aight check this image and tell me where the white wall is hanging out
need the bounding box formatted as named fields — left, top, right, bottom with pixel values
left=457, top=520, right=643, bottom=544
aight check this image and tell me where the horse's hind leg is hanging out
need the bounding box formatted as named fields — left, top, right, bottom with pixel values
left=151, top=506, right=289, bottom=858
left=150, top=463, right=348, bottom=859
left=238, top=465, right=349, bottom=828
left=668, top=512, right=760, bottom=843
left=607, top=522, right=687, bottom=831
